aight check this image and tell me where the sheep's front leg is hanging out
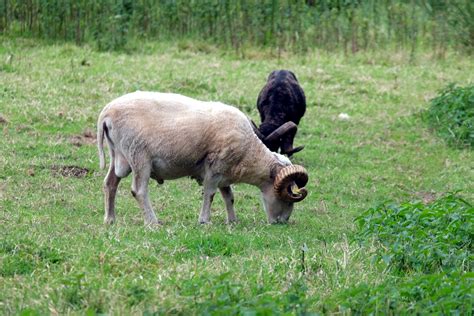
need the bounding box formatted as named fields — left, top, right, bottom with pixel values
left=131, top=165, right=160, bottom=226
left=199, top=176, right=220, bottom=224
left=220, top=186, right=237, bottom=224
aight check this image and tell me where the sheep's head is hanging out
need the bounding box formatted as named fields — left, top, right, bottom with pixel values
left=261, top=164, right=308, bottom=223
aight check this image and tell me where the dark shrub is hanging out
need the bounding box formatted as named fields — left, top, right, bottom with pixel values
left=426, top=84, right=474, bottom=147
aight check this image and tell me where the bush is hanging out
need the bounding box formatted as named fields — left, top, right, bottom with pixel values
left=344, top=194, right=473, bottom=314
left=426, top=84, right=474, bottom=147
left=337, top=272, right=473, bottom=315
left=355, top=193, right=473, bottom=273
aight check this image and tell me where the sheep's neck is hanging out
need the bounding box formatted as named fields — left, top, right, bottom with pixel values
left=230, top=140, right=279, bottom=187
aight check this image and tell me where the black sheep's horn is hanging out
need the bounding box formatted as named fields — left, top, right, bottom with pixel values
left=250, top=120, right=265, bottom=140
left=284, top=145, right=305, bottom=157
left=265, top=121, right=297, bottom=142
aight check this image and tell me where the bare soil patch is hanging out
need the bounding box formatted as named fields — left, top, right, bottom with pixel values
left=69, top=129, right=96, bottom=147
left=0, top=114, right=8, bottom=124
left=415, top=191, right=438, bottom=204
left=51, top=165, right=89, bottom=178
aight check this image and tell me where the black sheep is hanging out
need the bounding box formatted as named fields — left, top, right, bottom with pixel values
left=253, top=70, right=306, bottom=157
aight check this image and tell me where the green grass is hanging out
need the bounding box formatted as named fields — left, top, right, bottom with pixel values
left=0, top=37, right=473, bottom=314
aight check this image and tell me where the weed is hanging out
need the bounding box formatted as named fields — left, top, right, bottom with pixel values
left=425, top=83, right=474, bottom=147
left=60, top=273, right=87, bottom=309
left=125, top=284, right=151, bottom=307
left=18, top=309, right=42, bottom=316
left=0, top=256, right=35, bottom=277
left=348, top=192, right=473, bottom=313
left=0, top=239, right=65, bottom=276
left=337, top=272, right=473, bottom=315
left=356, top=193, right=473, bottom=273
left=176, top=271, right=312, bottom=315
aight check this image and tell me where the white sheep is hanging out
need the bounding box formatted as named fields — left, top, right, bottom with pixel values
left=97, top=91, right=308, bottom=226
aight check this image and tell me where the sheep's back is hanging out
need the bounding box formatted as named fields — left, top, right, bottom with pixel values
left=100, top=92, right=256, bottom=176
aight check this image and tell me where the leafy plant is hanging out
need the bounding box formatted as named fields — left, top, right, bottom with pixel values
left=356, top=193, right=473, bottom=273
left=337, top=272, right=473, bottom=315
left=425, top=84, right=474, bottom=147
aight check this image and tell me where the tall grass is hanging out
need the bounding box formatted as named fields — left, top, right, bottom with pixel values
left=1, top=0, right=473, bottom=53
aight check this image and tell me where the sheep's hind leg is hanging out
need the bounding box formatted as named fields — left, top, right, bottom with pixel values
left=103, top=153, right=131, bottom=224
left=131, top=164, right=161, bottom=227
left=220, top=186, right=237, bottom=224
left=103, top=162, right=121, bottom=225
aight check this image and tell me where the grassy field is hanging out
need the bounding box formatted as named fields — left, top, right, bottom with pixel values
left=0, top=37, right=473, bottom=314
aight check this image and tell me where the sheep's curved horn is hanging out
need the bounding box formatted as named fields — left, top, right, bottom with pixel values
left=251, top=120, right=265, bottom=140
left=265, top=121, right=297, bottom=142
left=274, top=165, right=308, bottom=202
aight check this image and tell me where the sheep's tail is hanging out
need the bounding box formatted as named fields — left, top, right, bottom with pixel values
left=97, top=118, right=107, bottom=170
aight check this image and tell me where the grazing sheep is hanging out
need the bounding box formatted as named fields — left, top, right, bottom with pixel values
left=254, top=70, right=306, bottom=157
left=97, top=92, right=309, bottom=226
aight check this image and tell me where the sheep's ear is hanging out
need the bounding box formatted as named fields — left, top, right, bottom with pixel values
left=269, top=164, right=279, bottom=181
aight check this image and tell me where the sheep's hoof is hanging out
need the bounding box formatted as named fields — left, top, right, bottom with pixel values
left=144, top=219, right=163, bottom=229
left=104, top=217, right=116, bottom=225
left=199, top=220, right=212, bottom=225
left=226, top=218, right=239, bottom=225
left=270, top=219, right=289, bottom=225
